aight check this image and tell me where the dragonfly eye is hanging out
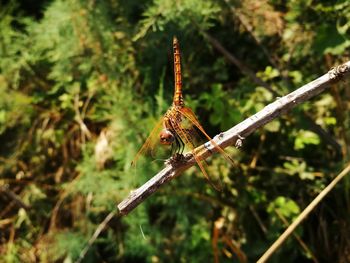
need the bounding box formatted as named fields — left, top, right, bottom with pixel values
left=159, top=129, right=175, bottom=145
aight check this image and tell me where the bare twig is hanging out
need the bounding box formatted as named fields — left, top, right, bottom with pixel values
left=202, top=31, right=278, bottom=96
left=118, top=62, right=350, bottom=216
left=257, top=162, right=350, bottom=263
left=223, top=0, right=281, bottom=70
left=0, top=185, right=31, bottom=210
left=74, top=93, right=92, bottom=143
left=75, top=210, right=118, bottom=263
left=249, top=205, right=268, bottom=234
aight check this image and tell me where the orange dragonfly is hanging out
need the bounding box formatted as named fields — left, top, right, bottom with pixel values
left=132, top=37, right=233, bottom=189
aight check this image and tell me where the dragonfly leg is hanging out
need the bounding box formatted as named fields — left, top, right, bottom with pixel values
left=170, top=141, right=175, bottom=155
left=170, top=135, right=185, bottom=162
left=169, top=135, right=180, bottom=155
left=167, top=136, right=185, bottom=164
left=177, top=136, right=185, bottom=155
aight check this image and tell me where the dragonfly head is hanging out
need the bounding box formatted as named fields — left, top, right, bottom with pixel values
left=159, top=129, right=175, bottom=145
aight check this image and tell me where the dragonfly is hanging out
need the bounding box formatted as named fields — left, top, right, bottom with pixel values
left=132, top=37, right=233, bottom=190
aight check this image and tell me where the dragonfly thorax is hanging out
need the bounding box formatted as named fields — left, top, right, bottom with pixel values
left=159, top=129, right=175, bottom=145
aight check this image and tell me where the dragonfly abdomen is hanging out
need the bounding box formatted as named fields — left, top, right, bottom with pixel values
left=173, top=37, right=184, bottom=107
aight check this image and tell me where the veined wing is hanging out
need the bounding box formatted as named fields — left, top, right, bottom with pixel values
left=170, top=113, right=223, bottom=191
left=178, top=106, right=236, bottom=167
left=131, top=116, right=164, bottom=167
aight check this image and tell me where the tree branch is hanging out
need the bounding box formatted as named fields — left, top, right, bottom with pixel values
left=118, top=62, right=350, bottom=216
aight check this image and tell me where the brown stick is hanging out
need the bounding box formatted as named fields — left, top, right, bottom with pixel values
left=274, top=209, right=319, bottom=263
left=76, top=210, right=118, bottom=263
left=118, top=62, right=350, bottom=216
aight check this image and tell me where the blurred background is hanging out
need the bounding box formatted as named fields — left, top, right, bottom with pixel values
left=0, top=0, right=350, bottom=262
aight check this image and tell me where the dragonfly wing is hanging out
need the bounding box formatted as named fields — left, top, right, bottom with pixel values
left=170, top=115, right=222, bottom=191
left=178, top=107, right=236, bottom=167
left=131, top=116, right=164, bottom=167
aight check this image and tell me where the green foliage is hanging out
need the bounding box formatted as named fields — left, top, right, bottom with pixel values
left=133, top=0, right=220, bottom=40
left=267, top=196, right=301, bottom=243
left=268, top=196, right=300, bottom=223
left=41, top=231, right=88, bottom=262
left=0, top=85, right=32, bottom=135
left=1, top=0, right=350, bottom=262
left=294, top=130, right=320, bottom=150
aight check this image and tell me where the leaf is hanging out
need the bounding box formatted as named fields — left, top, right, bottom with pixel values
left=294, top=130, right=320, bottom=150
left=265, top=120, right=280, bottom=132
left=267, top=196, right=300, bottom=218
left=313, top=24, right=348, bottom=55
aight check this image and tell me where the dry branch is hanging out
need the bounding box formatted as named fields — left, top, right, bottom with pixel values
left=118, top=61, right=350, bottom=216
